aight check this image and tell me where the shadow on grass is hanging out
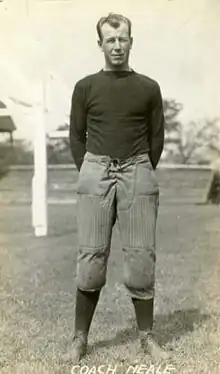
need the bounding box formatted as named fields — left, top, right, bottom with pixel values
left=154, top=308, right=211, bottom=346
left=89, top=308, right=212, bottom=352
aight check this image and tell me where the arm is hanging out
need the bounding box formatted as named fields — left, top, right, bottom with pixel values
left=148, top=83, right=165, bottom=169
left=69, top=81, right=87, bottom=171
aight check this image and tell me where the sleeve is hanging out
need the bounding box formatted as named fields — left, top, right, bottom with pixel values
left=148, top=83, right=165, bottom=169
left=69, top=81, right=87, bottom=171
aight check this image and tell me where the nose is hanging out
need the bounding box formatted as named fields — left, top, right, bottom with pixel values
left=114, top=38, right=121, bottom=50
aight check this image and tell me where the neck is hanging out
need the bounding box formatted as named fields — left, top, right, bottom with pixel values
left=104, top=63, right=132, bottom=72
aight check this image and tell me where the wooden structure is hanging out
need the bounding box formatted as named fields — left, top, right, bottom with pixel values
left=207, top=167, right=220, bottom=204
left=0, top=101, right=16, bottom=143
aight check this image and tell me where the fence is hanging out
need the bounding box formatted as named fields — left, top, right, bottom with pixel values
left=0, top=163, right=213, bottom=205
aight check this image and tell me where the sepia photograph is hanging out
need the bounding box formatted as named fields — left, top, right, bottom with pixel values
left=0, top=0, right=220, bottom=373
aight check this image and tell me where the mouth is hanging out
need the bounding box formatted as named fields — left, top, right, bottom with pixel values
left=112, top=55, right=124, bottom=58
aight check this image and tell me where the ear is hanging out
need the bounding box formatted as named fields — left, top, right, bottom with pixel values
left=130, top=36, right=133, bottom=49
left=97, top=39, right=103, bottom=51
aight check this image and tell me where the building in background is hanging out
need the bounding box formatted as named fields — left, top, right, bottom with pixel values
left=0, top=101, right=16, bottom=144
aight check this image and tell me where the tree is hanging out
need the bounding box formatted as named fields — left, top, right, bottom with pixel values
left=47, top=123, right=72, bottom=164
left=163, top=99, right=220, bottom=164
left=0, top=142, right=11, bottom=179
left=0, top=139, right=34, bottom=179
left=176, top=118, right=220, bottom=164
left=163, top=99, right=183, bottom=133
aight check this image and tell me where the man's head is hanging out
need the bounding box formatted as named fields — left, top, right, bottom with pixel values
left=96, top=13, right=133, bottom=71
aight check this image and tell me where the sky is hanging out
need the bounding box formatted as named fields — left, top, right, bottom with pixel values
left=0, top=0, right=220, bottom=141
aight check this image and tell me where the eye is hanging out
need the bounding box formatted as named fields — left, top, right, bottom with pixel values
left=107, top=38, right=115, bottom=44
left=119, top=37, right=129, bottom=43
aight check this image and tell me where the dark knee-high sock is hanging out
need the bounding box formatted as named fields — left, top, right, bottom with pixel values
left=74, top=288, right=100, bottom=337
left=132, top=298, right=154, bottom=331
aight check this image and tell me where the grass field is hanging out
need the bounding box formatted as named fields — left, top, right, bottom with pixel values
left=0, top=197, right=220, bottom=373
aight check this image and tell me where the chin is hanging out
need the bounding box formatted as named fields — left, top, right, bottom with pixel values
left=111, top=61, right=125, bottom=67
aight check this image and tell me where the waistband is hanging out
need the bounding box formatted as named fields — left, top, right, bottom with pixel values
left=84, top=151, right=151, bottom=166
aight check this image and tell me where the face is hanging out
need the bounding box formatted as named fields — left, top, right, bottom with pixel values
left=98, top=22, right=133, bottom=70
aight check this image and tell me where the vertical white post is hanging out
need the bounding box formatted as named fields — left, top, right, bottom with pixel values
left=32, top=81, right=48, bottom=237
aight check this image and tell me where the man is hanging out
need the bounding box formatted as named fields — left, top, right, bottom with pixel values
left=67, top=13, right=170, bottom=363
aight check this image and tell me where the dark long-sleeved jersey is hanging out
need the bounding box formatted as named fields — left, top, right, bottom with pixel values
left=69, top=69, right=164, bottom=171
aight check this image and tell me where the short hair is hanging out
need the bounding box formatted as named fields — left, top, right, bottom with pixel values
left=96, top=13, right=132, bottom=41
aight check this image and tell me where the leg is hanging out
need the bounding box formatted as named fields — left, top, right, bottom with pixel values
left=117, top=156, right=170, bottom=361
left=132, top=297, right=170, bottom=361
left=118, top=193, right=158, bottom=300
left=68, top=288, right=101, bottom=364
left=64, top=156, right=116, bottom=363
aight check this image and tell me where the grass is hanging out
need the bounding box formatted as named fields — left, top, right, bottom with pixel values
left=0, top=203, right=220, bottom=374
